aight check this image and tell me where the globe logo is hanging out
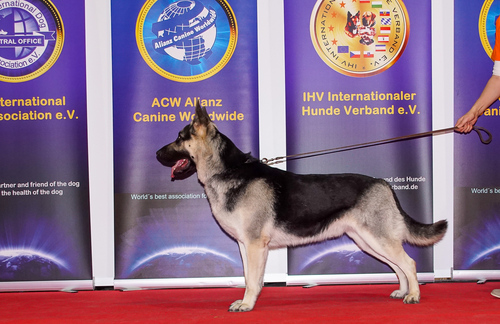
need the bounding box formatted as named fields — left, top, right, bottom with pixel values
left=137, top=0, right=237, bottom=82
left=0, top=0, right=63, bottom=83
left=152, top=0, right=217, bottom=65
left=0, top=8, right=39, bottom=60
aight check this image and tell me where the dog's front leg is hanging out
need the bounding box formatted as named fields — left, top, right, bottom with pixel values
left=229, top=238, right=269, bottom=312
left=236, top=241, right=249, bottom=281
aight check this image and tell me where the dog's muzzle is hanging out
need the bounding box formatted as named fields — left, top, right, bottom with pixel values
left=156, top=147, right=197, bottom=181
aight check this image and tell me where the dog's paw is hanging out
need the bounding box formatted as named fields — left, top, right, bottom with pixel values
left=403, top=294, right=420, bottom=304
left=228, top=300, right=254, bottom=312
left=390, top=290, right=407, bottom=299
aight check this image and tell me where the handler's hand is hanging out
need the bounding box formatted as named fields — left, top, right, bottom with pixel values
left=455, top=110, right=478, bottom=133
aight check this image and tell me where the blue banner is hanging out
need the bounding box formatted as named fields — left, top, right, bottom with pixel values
left=0, top=0, right=91, bottom=282
left=284, top=0, right=434, bottom=275
left=112, top=0, right=258, bottom=279
left=454, top=0, right=500, bottom=271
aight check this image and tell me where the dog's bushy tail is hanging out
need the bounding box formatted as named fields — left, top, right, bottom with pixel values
left=390, top=187, right=448, bottom=246
left=404, top=218, right=448, bottom=246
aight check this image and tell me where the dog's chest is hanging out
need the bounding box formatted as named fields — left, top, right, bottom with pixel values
left=209, top=203, right=243, bottom=240
left=203, top=184, right=242, bottom=238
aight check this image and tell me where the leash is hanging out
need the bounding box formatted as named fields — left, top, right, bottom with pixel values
left=261, top=126, right=492, bottom=166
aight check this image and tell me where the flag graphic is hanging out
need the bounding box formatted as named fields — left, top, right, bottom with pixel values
left=381, top=18, right=391, bottom=25
left=380, top=10, right=390, bottom=16
left=372, top=1, right=382, bottom=8
left=378, top=36, right=389, bottom=42
left=376, top=44, right=386, bottom=52
left=364, top=51, right=374, bottom=58
left=360, top=0, right=370, bottom=3
left=338, top=46, right=349, bottom=53
left=380, top=26, right=391, bottom=34
left=350, top=51, right=360, bottom=58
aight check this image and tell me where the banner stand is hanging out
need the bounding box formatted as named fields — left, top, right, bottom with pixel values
left=0, top=280, right=93, bottom=292
left=453, top=270, right=500, bottom=281
left=287, top=273, right=435, bottom=287
left=114, top=277, right=245, bottom=291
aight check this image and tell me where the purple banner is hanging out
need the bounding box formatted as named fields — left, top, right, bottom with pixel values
left=112, top=0, right=258, bottom=279
left=284, top=0, right=434, bottom=275
left=454, top=0, right=500, bottom=271
left=0, top=0, right=91, bottom=282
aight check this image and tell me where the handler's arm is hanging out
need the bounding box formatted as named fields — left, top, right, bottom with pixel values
left=455, top=63, right=500, bottom=133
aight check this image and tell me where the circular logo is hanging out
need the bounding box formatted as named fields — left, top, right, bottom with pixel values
left=479, top=0, right=500, bottom=57
left=310, top=0, right=409, bottom=77
left=0, top=0, right=64, bottom=83
left=136, top=0, right=237, bottom=83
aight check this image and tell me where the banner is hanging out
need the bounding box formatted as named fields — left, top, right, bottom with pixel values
left=0, top=0, right=92, bottom=283
left=284, top=0, right=434, bottom=275
left=112, top=0, right=258, bottom=280
left=454, top=0, right=500, bottom=272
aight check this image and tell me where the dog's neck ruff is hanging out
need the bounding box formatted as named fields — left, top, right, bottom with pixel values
left=196, top=154, right=259, bottom=187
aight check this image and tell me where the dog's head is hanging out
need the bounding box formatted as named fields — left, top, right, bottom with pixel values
left=344, top=11, right=360, bottom=38
left=361, top=11, right=376, bottom=28
left=156, top=101, right=215, bottom=180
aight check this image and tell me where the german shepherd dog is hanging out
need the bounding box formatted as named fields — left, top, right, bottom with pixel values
left=156, top=103, right=448, bottom=312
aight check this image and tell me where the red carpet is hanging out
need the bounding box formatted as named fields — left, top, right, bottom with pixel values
left=1, top=282, right=499, bottom=323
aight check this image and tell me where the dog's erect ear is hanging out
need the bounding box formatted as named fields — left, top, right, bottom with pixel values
left=194, top=100, right=211, bottom=127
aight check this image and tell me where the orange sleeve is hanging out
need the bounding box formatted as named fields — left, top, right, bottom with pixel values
left=491, top=16, right=500, bottom=61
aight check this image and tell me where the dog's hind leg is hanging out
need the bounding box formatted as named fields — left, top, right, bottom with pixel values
left=348, top=232, right=408, bottom=297
left=389, top=249, right=419, bottom=304
left=229, top=238, right=270, bottom=312
left=380, top=247, right=419, bottom=303
left=347, top=230, right=418, bottom=303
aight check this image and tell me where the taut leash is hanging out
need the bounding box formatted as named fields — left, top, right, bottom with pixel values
left=261, top=126, right=492, bottom=166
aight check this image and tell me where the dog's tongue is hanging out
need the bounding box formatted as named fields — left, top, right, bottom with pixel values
left=171, top=159, right=189, bottom=179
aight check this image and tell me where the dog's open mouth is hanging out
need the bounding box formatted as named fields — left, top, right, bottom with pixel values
left=171, top=158, right=197, bottom=180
